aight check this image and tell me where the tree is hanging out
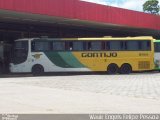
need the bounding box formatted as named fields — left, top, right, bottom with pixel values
left=143, top=0, right=159, bottom=14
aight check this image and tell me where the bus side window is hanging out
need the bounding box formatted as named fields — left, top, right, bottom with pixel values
left=31, top=41, right=50, bottom=52
left=69, top=42, right=73, bottom=51
left=121, top=41, right=125, bottom=50
left=73, top=41, right=83, bottom=51
left=34, top=41, right=50, bottom=51
left=106, top=41, right=110, bottom=50
left=83, top=41, right=87, bottom=51
left=82, top=41, right=91, bottom=51
left=109, top=41, right=122, bottom=51
left=126, top=41, right=139, bottom=51
left=124, top=41, right=127, bottom=50
left=65, top=41, right=73, bottom=51
left=140, top=41, right=151, bottom=51
left=147, top=41, right=151, bottom=50
left=53, top=41, right=65, bottom=51
left=84, top=41, right=102, bottom=51
left=91, top=41, right=102, bottom=51
left=88, top=42, right=91, bottom=50
left=101, top=41, right=105, bottom=50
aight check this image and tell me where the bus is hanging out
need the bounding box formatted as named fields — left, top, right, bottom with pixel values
left=10, top=36, right=155, bottom=75
left=154, top=40, right=160, bottom=71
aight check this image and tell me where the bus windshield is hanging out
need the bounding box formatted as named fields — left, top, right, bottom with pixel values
left=12, top=41, right=28, bottom=64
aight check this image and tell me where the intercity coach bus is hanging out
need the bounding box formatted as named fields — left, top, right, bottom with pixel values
left=10, top=36, right=155, bottom=75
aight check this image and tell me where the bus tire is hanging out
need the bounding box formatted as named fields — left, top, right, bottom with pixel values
left=107, top=63, right=119, bottom=74
left=32, top=64, right=44, bottom=76
left=119, top=64, right=132, bottom=74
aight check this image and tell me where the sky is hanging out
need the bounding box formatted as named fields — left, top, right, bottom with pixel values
left=80, top=0, right=160, bottom=12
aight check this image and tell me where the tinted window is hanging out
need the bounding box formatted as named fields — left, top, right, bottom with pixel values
left=101, top=41, right=106, bottom=50
left=106, top=41, right=110, bottom=50
left=140, top=41, right=151, bottom=51
left=52, top=41, right=65, bottom=51
left=13, top=41, right=28, bottom=64
left=155, top=42, right=160, bottom=52
left=52, top=41, right=95, bottom=51
left=91, top=41, right=101, bottom=50
left=32, top=41, right=51, bottom=52
left=126, top=40, right=151, bottom=51
left=73, top=41, right=84, bottom=51
left=109, top=41, right=124, bottom=51
left=85, top=42, right=91, bottom=50
left=84, top=41, right=102, bottom=51
left=65, top=42, right=73, bottom=51
left=126, top=41, right=139, bottom=51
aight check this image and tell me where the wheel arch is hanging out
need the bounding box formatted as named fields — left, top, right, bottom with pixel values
left=107, top=63, right=119, bottom=69
left=32, top=64, right=44, bottom=70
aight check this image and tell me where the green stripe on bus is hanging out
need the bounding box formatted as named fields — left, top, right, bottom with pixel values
left=155, top=67, right=160, bottom=70
left=44, top=52, right=72, bottom=68
left=44, top=52, right=85, bottom=68
left=59, top=52, right=85, bottom=68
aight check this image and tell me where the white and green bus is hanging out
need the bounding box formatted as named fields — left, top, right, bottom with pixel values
left=154, top=40, right=160, bottom=71
left=10, top=37, right=155, bottom=75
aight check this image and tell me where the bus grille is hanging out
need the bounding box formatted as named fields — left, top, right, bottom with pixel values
left=138, top=61, right=150, bottom=69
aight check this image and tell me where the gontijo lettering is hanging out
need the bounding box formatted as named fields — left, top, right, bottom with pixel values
left=81, top=52, right=117, bottom=58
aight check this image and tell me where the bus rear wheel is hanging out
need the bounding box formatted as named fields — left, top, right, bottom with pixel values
left=119, top=64, right=132, bottom=74
left=107, top=64, right=119, bottom=74
left=32, top=64, right=44, bottom=76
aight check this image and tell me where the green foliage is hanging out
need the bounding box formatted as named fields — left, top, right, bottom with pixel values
left=143, top=0, right=159, bottom=14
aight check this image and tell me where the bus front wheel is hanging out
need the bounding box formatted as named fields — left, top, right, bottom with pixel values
left=32, top=64, right=44, bottom=76
left=119, top=64, right=132, bottom=74
left=107, top=64, right=119, bottom=74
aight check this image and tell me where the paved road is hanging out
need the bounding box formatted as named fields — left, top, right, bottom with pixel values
left=0, top=72, right=160, bottom=113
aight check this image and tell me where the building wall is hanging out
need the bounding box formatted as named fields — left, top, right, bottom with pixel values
left=0, top=0, right=160, bottom=30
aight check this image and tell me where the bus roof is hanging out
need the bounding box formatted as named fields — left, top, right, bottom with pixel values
left=76, top=36, right=154, bottom=40
left=14, top=36, right=154, bottom=41
left=15, top=38, right=37, bottom=41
